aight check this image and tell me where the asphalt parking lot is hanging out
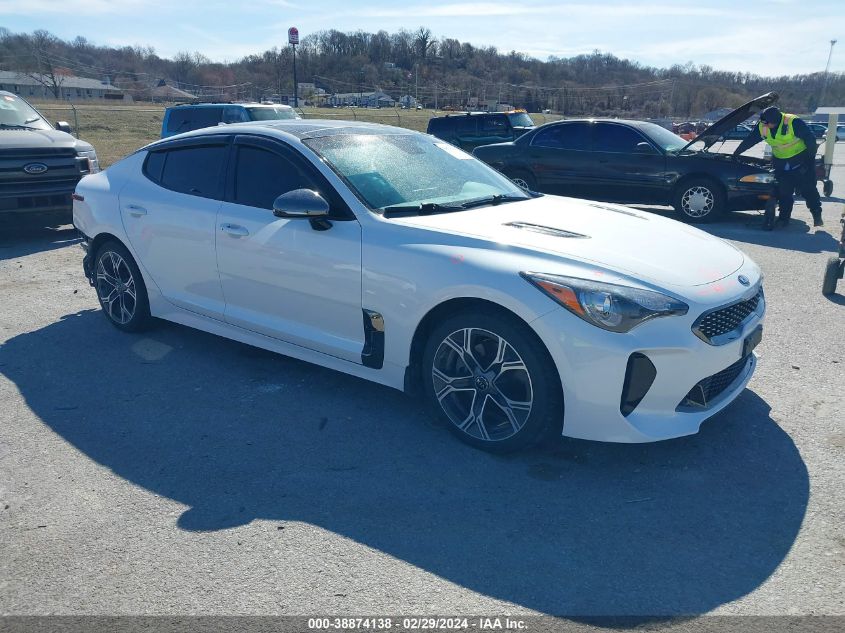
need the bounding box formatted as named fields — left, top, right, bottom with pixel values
left=0, top=146, right=843, bottom=619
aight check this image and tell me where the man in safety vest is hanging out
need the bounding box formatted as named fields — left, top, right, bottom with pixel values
left=734, top=106, right=823, bottom=228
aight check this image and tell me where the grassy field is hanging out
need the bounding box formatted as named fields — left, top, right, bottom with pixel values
left=32, top=102, right=564, bottom=168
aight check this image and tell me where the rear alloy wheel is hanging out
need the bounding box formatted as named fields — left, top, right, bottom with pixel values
left=94, top=241, right=152, bottom=332
left=507, top=170, right=537, bottom=192
left=673, top=178, right=725, bottom=223
left=422, top=312, right=561, bottom=452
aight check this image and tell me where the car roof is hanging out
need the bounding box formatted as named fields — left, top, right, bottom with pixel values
left=168, top=102, right=293, bottom=109
left=145, top=119, right=418, bottom=150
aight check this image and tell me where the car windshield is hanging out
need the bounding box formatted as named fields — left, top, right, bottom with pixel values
left=640, top=122, right=688, bottom=152
left=508, top=112, right=534, bottom=127
left=0, top=94, right=52, bottom=130
left=246, top=106, right=298, bottom=121
left=304, top=133, right=531, bottom=213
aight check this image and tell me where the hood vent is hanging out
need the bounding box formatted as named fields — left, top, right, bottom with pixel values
left=584, top=202, right=647, bottom=219
left=504, top=221, right=589, bottom=239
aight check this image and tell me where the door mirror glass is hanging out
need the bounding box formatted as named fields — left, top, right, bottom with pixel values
left=635, top=141, right=658, bottom=154
left=273, top=189, right=330, bottom=218
left=55, top=121, right=72, bottom=134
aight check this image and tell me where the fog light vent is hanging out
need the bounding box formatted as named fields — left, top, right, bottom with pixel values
left=620, top=353, right=657, bottom=417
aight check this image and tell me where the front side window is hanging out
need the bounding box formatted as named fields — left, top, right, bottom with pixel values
left=304, top=133, right=530, bottom=212
left=481, top=115, right=508, bottom=132
left=233, top=146, right=317, bottom=209
left=593, top=124, right=649, bottom=153
left=159, top=144, right=227, bottom=199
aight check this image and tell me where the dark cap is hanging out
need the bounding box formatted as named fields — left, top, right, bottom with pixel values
left=759, top=106, right=782, bottom=124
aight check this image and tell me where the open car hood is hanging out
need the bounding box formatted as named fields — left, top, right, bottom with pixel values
left=682, top=92, right=779, bottom=151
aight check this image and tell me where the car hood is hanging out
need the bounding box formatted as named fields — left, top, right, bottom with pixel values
left=0, top=127, right=89, bottom=150
left=393, top=196, right=745, bottom=289
left=683, top=91, right=779, bottom=151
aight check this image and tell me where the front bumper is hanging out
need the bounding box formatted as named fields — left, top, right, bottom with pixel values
left=530, top=279, right=764, bottom=443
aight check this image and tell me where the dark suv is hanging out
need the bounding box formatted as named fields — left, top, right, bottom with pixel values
left=426, top=110, right=535, bottom=152
left=0, top=91, right=99, bottom=219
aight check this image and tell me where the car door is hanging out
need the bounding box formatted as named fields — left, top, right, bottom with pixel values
left=524, top=121, right=595, bottom=196
left=119, top=137, right=229, bottom=318
left=215, top=135, right=364, bottom=362
left=589, top=122, right=667, bottom=203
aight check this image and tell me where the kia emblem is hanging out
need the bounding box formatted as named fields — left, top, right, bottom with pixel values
left=23, top=162, right=48, bottom=175
left=738, top=275, right=750, bottom=286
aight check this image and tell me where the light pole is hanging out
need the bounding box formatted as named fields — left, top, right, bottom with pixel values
left=288, top=27, right=299, bottom=108
left=820, top=39, right=837, bottom=107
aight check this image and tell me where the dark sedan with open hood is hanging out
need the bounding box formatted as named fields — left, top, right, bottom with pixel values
left=472, top=93, right=780, bottom=223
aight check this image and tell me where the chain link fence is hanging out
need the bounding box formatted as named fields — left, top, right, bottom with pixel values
left=31, top=102, right=566, bottom=168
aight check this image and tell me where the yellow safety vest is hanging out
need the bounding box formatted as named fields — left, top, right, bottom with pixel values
left=758, top=113, right=807, bottom=160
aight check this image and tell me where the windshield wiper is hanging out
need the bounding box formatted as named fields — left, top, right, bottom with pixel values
left=0, top=123, right=38, bottom=130
left=458, top=194, right=528, bottom=209
left=382, top=202, right=464, bottom=217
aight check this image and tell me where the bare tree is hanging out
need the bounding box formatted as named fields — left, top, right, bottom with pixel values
left=414, top=27, right=435, bottom=61
left=25, top=30, right=66, bottom=99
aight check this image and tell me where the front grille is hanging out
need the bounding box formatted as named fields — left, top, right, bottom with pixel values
left=693, top=288, right=763, bottom=344
left=678, top=355, right=751, bottom=409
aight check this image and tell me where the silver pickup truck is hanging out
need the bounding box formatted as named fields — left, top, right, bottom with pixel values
left=0, top=91, right=99, bottom=219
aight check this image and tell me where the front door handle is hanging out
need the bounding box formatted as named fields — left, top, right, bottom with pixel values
left=220, top=223, right=249, bottom=237
left=125, top=204, right=147, bottom=217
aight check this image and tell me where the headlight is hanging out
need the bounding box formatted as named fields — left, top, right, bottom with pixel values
left=522, top=273, right=689, bottom=333
left=77, top=149, right=100, bottom=174
left=739, top=173, right=774, bottom=184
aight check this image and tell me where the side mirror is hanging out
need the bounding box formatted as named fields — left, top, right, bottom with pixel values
left=635, top=141, right=657, bottom=154
left=272, top=189, right=332, bottom=230
left=55, top=121, right=72, bottom=134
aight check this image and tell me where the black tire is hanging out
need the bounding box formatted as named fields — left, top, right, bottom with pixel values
left=823, top=179, right=834, bottom=197
left=421, top=310, right=562, bottom=453
left=822, top=257, right=842, bottom=296
left=672, top=177, right=726, bottom=223
left=93, top=240, right=153, bottom=332
left=506, top=169, right=538, bottom=192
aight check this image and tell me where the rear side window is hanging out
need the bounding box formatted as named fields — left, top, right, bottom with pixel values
left=165, top=107, right=224, bottom=135
left=233, top=146, right=318, bottom=209
left=593, top=123, right=648, bottom=153
left=454, top=117, right=478, bottom=135
left=143, top=151, right=166, bottom=183
left=159, top=145, right=227, bottom=199
left=427, top=118, right=449, bottom=135
left=532, top=123, right=591, bottom=150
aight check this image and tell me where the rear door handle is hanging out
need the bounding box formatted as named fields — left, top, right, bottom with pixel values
left=220, top=223, right=249, bottom=237
left=125, top=204, right=147, bottom=217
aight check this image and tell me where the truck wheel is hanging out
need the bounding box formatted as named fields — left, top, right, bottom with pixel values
left=822, top=257, right=842, bottom=296
left=823, top=180, right=834, bottom=197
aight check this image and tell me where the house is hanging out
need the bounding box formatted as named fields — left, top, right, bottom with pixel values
left=0, top=71, right=125, bottom=101
left=327, top=91, right=395, bottom=108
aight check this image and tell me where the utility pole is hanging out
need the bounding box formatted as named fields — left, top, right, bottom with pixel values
left=820, top=39, right=837, bottom=107
left=288, top=27, right=299, bottom=108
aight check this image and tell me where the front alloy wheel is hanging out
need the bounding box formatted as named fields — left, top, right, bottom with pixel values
left=94, top=241, right=152, bottom=332
left=423, top=312, right=561, bottom=452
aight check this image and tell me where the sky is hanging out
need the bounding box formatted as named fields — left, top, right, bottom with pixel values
left=0, top=0, right=842, bottom=77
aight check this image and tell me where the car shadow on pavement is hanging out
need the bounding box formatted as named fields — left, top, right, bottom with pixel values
left=0, top=218, right=79, bottom=261
left=0, top=310, right=809, bottom=618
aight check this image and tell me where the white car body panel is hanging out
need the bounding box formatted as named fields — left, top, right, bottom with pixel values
left=73, top=122, right=765, bottom=444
